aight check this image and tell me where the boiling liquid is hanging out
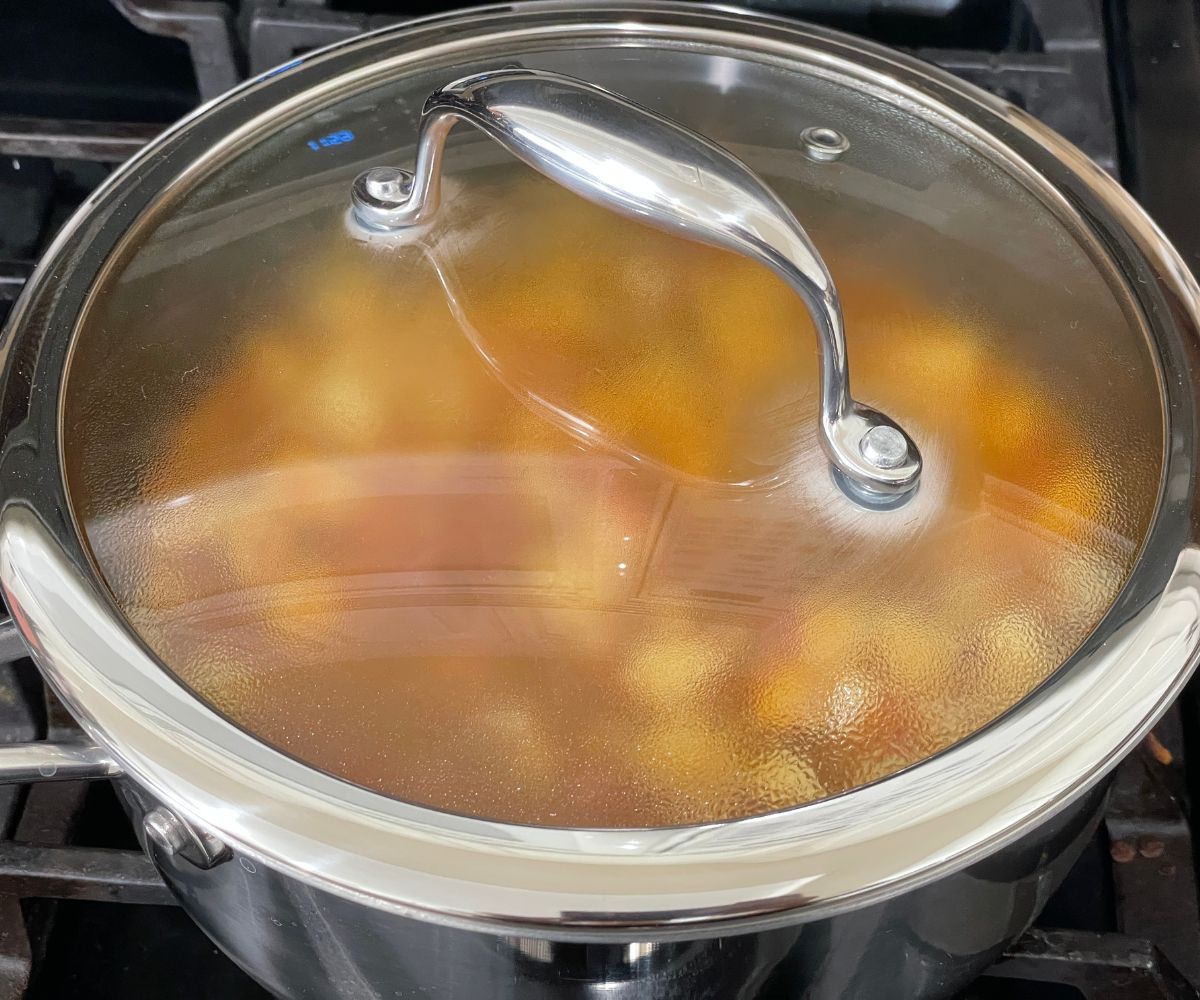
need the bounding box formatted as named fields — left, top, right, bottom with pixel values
left=67, top=169, right=1161, bottom=827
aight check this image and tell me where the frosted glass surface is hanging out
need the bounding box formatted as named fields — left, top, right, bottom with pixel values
left=63, top=45, right=1162, bottom=827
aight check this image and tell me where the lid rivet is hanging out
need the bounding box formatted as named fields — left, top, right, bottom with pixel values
left=860, top=425, right=909, bottom=470
left=801, top=126, right=850, bottom=162
left=143, top=807, right=191, bottom=856
left=358, top=166, right=413, bottom=207
left=142, top=806, right=230, bottom=870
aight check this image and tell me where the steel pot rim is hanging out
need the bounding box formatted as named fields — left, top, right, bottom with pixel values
left=2, top=0, right=1199, bottom=938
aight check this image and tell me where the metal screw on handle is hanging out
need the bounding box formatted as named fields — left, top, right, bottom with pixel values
left=144, top=806, right=230, bottom=870
left=350, top=68, right=921, bottom=504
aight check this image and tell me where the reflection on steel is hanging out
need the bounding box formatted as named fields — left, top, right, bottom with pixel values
left=981, top=929, right=1200, bottom=999
left=0, top=118, right=159, bottom=162
left=109, top=0, right=241, bottom=101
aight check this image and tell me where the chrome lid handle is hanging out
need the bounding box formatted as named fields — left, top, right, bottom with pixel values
left=350, top=68, right=921, bottom=502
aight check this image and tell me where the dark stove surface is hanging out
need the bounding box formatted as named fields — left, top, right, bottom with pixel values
left=3, top=1, right=1200, bottom=998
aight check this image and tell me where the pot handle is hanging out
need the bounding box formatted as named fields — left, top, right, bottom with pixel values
left=0, top=618, right=121, bottom=782
left=0, top=739, right=120, bottom=782
left=349, top=67, right=920, bottom=503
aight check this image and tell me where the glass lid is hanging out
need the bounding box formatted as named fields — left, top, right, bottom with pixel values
left=61, top=33, right=1163, bottom=829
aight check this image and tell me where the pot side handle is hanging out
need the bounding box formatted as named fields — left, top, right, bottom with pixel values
left=0, top=616, right=122, bottom=782
left=0, top=739, right=121, bottom=783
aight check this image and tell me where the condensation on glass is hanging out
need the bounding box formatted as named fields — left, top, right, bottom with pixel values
left=61, top=45, right=1163, bottom=828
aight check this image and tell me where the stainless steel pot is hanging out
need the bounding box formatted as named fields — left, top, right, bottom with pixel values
left=1, top=3, right=1198, bottom=998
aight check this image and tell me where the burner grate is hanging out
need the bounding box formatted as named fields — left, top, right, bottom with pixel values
left=976, top=929, right=1200, bottom=1000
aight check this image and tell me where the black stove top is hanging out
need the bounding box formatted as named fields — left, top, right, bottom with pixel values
left=3, top=1, right=1200, bottom=997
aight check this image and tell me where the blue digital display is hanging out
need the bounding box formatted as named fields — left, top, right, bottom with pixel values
left=307, top=129, right=355, bottom=151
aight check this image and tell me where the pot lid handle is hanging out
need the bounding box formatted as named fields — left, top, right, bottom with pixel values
left=349, top=68, right=921, bottom=503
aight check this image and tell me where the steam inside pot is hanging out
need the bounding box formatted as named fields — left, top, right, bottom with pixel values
left=64, top=154, right=1161, bottom=828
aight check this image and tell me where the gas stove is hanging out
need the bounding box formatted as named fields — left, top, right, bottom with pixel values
left=2, top=1, right=1200, bottom=997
